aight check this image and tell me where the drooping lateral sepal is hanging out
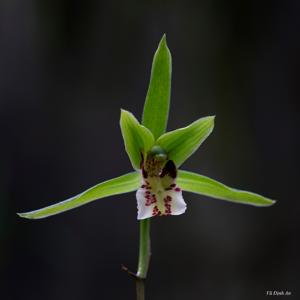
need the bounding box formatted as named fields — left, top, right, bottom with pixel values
left=156, top=116, right=215, bottom=167
left=177, top=170, right=276, bottom=206
left=120, top=109, right=155, bottom=170
left=18, top=172, right=141, bottom=219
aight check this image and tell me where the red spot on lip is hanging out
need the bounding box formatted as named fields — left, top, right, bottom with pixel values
left=175, top=187, right=181, bottom=192
left=152, top=206, right=162, bottom=216
left=164, top=205, right=172, bottom=214
left=164, top=195, right=172, bottom=202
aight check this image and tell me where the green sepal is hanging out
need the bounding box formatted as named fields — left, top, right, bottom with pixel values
left=120, top=109, right=155, bottom=170
left=177, top=170, right=275, bottom=206
left=156, top=116, right=215, bottom=167
left=142, top=34, right=172, bottom=139
left=17, top=172, right=141, bottom=219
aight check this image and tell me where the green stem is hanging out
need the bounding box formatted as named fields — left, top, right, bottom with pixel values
left=137, top=219, right=151, bottom=278
left=136, top=218, right=151, bottom=300
left=136, top=278, right=145, bottom=300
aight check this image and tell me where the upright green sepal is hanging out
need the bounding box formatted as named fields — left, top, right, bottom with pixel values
left=120, top=109, right=155, bottom=169
left=156, top=116, right=215, bottom=167
left=142, top=34, right=172, bottom=139
left=17, top=172, right=141, bottom=219
left=177, top=170, right=275, bottom=206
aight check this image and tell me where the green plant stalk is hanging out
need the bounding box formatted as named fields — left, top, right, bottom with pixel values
left=135, top=218, right=151, bottom=300
left=136, top=278, right=145, bottom=300
left=137, top=219, right=151, bottom=278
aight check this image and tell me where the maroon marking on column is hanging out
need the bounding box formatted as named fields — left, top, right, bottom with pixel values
left=142, top=168, right=148, bottom=178
left=140, top=153, right=144, bottom=169
left=160, top=160, right=177, bottom=178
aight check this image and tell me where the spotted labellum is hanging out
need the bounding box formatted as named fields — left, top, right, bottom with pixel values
left=137, top=146, right=186, bottom=219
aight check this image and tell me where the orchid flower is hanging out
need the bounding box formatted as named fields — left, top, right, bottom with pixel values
left=18, top=35, right=275, bottom=288
left=18, top=35, right=274, bottom=221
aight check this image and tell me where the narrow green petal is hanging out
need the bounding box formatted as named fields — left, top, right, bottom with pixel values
left=17, top=172, right=141, bottom=219
left=156, top=116, right=215, bottom=167
left=177, top=170, right=275, bottom=206
left=142, top=34, right=172, bottom=139
left=120, top=109, right=155, bottom=169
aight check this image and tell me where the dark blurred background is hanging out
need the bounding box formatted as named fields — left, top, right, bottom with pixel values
left=1, top=0, right=299, bottom=299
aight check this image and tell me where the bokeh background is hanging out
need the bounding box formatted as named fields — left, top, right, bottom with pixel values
left=1, top=1, right=299, bottom=299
